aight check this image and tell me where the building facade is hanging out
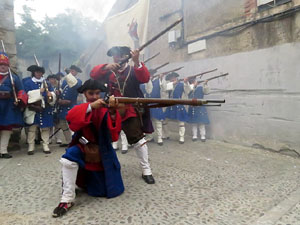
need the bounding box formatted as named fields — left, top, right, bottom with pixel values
left=0, top=0, right=16, bottom=69
left=145, top=0, right=300, bottom=154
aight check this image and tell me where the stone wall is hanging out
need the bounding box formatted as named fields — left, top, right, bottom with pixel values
left=0, top=0, right=16, bottom=69
left=145, top=0, right=300, bottom=154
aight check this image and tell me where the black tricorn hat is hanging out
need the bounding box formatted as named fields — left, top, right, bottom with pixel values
left=77, top=79, right=107, bottom=93
left=27, top=65, right=45, bottom=74
left=107, top=46, right=131, bottom=57
left=47, top=74, right=57, bottom=80
left=69, top=65, right=82, bottom=73
left=165, top=72, right=180, bottom=81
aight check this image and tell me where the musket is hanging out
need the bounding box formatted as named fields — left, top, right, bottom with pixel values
left=197, top=73, right=229, bottom=84
left=144, top=52, right=160, bottom=64
left=148, top=62, right=169, bottom=75
left=151, top=66, right=184, bottom=80
left=111, top=97, right=225, bottom=108
left=1, top=40, right=18, bottom=105
left=178, top=68, right=218, bottom=82
left=49, top=67, right=53, bottom=75
left=34, top=54, right=53, bottom=102
left=119, top=18, right=183, bottom=65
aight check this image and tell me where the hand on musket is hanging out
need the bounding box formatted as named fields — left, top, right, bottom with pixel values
left=104, top=63, right=121, bottom=72
left=108, top=95, right=119, bottom=120
left=131, top=49, right=140, bottom=67
left=47, top=91, right=53, bottom=102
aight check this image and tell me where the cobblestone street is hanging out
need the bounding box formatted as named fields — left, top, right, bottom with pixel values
left=1, top=135, right=300, bottom=225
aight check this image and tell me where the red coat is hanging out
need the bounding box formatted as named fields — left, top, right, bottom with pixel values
left=66, top=103, right=122, bottom=171
left=90, top=63, right=150, bottom=122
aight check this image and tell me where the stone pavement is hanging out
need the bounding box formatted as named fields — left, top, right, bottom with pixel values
left=0, top=135, right=300, bottom=225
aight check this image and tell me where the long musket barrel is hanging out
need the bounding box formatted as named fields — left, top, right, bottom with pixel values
left=152, top=62, right=169, bottom=71
left=1, top=40, right=18, bottom=104
left=119, top=18, right=183, bottom=65
left=113, top=97, right=225, bottom=107
left=151, top=66, right=184, bottom=80
left=144, top=52, right=160, bottom=64
left=178, top=68, right=218, bottom=82
left=197, top=73, right=229, bottom=84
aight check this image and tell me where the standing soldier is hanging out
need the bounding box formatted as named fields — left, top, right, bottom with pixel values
left=23, top=65, right=56, bottom=154
left=164, top=72, right=191, bottom=144
left=57, top=65, right=82, bottom=147
left=0, top=52, right=27, bottom=158
left=90, top=46, right=155, bottom=184
left=187, top=78, right=210, bottom=142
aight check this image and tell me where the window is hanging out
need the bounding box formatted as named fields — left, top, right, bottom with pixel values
left=258, top=0, right=292, bottom=11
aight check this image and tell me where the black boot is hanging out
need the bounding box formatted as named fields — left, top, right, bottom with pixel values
left=142, top=174, right=155, bottom=184
left=0, top=153, right=12, bottom=159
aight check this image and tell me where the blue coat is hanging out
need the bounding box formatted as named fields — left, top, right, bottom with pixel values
left=62, top=113, right=124, bottom=198
left=187, top=86, right=210, bottom=124
left=23, top=78, right=55, bottom=128
left=58, top=78, right=82, bottom=120
left=150, top=79, right=166, bottom=120
left=0, top=74, right=25, bottom=127
left=165, top=82, right=188, bottom=122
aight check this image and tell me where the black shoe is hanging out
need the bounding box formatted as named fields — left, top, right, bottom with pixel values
left=142, top=174, right=155, bottom=184
left=201, top=138, right=206, bottom=142
left=121, top=150, right=128, bottom=154
left=179, top=141, right=184, bottom=144
left=59, top=144, right=69, bottom=148
left=52, top=202, right=74, bottom=218
left=27, top=151, right=34, bottom=155
left=0, top=153, right=12, bottom=159
left=192, top=138, right=198, bottom=142
left=43, top=150, right=51, bottom=154
left=157, top=142, right=163, bottom=146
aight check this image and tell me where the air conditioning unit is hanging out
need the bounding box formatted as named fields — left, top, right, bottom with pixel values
left=168, top=29, right=181, bottom=43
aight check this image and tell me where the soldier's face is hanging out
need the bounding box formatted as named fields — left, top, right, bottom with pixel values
left=70, top=69, right=78, bottom=76
left=48, top=78, right=57, bottom=86
left=34, top=71, right=43, bottom=79
left=0, top=64, right=9, bottom=73
left=84, top=89, right=101, bottom=102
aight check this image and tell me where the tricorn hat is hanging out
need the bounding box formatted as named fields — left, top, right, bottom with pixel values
left=27, top=65, right=45, bottom=74
left=69, top=65, right=82, bottom=73
left=165, top=72, right=179, bottom=81
left=47, top=74, right=57, bottom=80
left=77, top=79, right=107, bottom=93
left=0, top=52, right=9, bottom=66
left=107, top=46, right=131, bottom=57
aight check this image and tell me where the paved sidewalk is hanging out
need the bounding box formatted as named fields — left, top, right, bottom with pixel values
left=0, top=136, right=300, bottom=225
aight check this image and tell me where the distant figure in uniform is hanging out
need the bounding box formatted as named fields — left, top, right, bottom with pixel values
left=187, top=78, right=210, bottom=142
left=164, top=72, right=192, bottom=144
left=57, top=65, right=82, bottom=147
left=90, top=46, right=155, bottom=184
left=0, top=52, right=28, bottom=158
left=23, top=65, right=56, bottom=154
